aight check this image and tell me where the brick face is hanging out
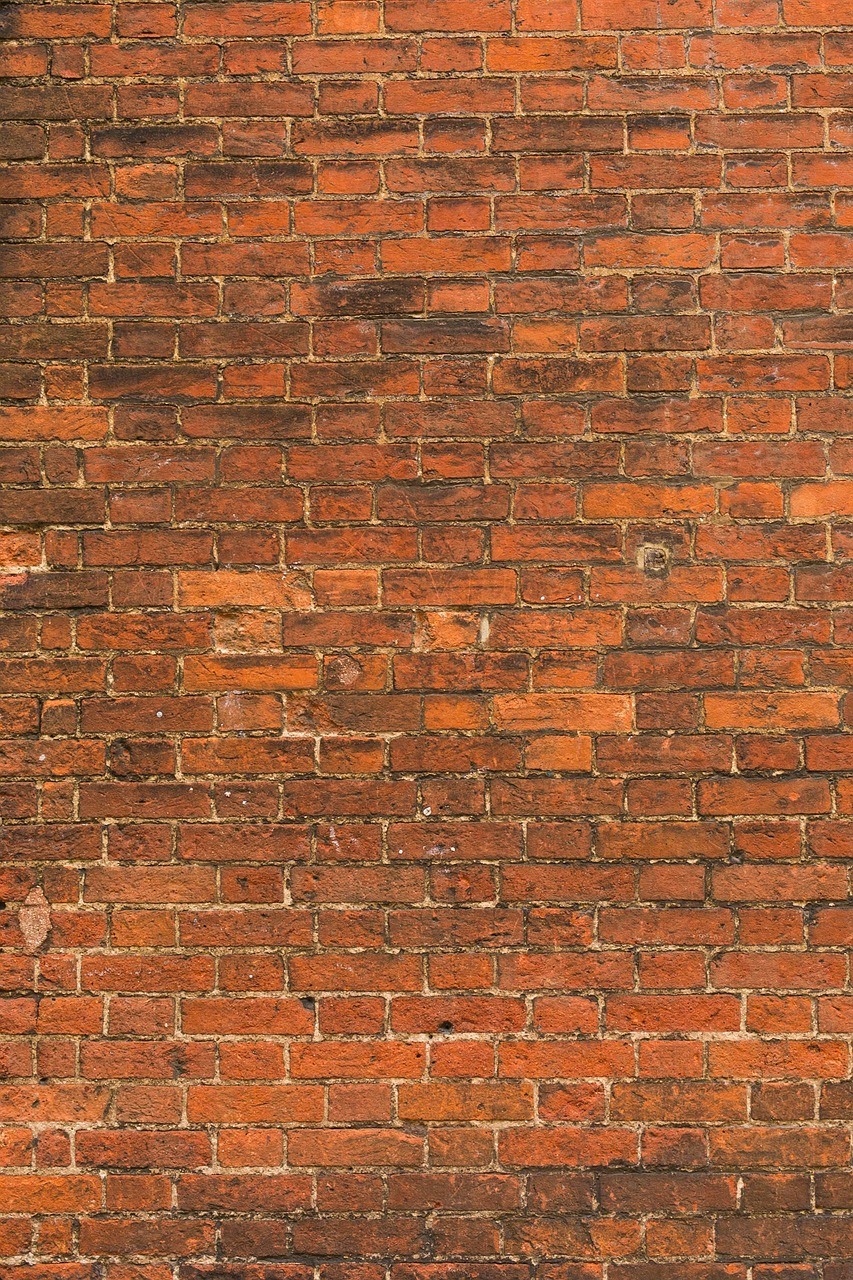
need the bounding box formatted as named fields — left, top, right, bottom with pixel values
left=3, top=0, right=853, bottom=1271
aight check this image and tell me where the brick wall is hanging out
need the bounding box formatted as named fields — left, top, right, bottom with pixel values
left=3, top=0, right=853, bottom=1273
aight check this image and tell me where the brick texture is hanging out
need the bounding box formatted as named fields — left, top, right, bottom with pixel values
left=3, top=0, right=853, bottom=1273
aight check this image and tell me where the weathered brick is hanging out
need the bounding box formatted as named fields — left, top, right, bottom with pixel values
left=1, top=3, right=848, bottom=1269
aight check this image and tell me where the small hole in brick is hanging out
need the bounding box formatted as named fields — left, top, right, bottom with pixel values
left=300, top=997, right=315, bottom=1011
left=438, top=1021, right=453, bottom=1034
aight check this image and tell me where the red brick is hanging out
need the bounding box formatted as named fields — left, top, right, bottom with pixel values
left=186, top=1085, right=323, bottom=1123
left=385, top=0, right=511, bottom=30
left=1, top=5, right=849, bottom=1268
left=288, top=1128, right=424, bottom=1166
